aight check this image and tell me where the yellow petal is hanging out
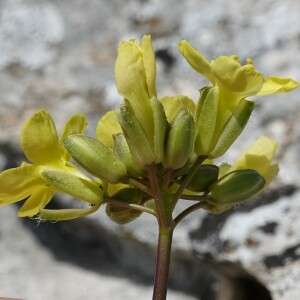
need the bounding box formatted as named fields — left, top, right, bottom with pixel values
left=39, top=203, right=101, bottom=221
left=257, top=76, right=299, bottom=96
left=178, top=40, right=216, bottom=84
left=115, top=38, right=154, bottom=141
left=233, top=136, right=277, bottom=167
left=115, top=39, right=151, bottom=107
left=160, top=95, right=196, bottom=122
left=96, top=110, right=122, bottom=148
left=211, top=56, right=264, bottom=98
left=18, top=186, right=54, bottom=217
left=106, top=182, right=129, bottom=196
left=60, top=114, right=88, bottom=160
left=0, top=162, right=43, bottom=205
left=21, top=110, right=64, bottom=164
left=231, top=136, right=279, bottom=186
left=141, top=35, right=157, bottom=98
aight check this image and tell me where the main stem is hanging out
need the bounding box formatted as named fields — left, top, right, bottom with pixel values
left=147, top=164, right=174, bottom=300
left=152, top=225, right=174, bottom=300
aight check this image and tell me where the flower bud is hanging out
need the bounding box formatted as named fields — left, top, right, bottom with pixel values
left=185, top=164, right=219, bottom=192
left=113, top=133, right=145, bottom=177
left=40, top=168, right=103, bottom=204
left=151, top=97, right=168, bottom=163
left=209, top=99, right=255, bottom=158
left=117, top=101, right=155, bottom=165
left=163, top=109, right=194, bottom=170
left=64, top=135, right=127, bottom=183
left=209, top=169, right=265, bottom=204
left=106, top=188, right=144, bottom=224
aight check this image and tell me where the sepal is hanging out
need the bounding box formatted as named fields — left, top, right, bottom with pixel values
left=113, top=133, right=145, bottom=177
left=209, top=99, right=255, bottom=158
left=40, top=168, right=103, bottom=204
left=163, top=109, right=194, bottom=170
left=151, top=97, right=168, bottom=163
left=39, top=203, right=101, bottom=221
left=117, top=100, right=155, bottom=165
left=194, top=87, right=219, bottom=155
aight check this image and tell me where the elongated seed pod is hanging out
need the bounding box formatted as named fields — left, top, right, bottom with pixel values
left=64, top=135, right=127, bottom=183
left=117, top=101, right=155, bottom=165
left=209, top=169, right=265, bottom=204
left=163, top=109, right=194, bottom=170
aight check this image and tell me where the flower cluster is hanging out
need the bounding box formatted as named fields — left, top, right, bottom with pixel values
left=0, top=35, right=298, bottom=223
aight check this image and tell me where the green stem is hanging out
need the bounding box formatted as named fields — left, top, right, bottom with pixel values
left=126, top=177, right=152, bottom=194
left=147, top=164, right=169, bottom=229
left=180, top=194, right=209, bottom=201
left=152, top=226, right=174, bottom=300
left=174, top=201, right=208, bottom=227
left=147, top=164, right=175, bottom=299
left=105, top=198, right=157, bottom=217
left=170, top=156, right=206, bottom=210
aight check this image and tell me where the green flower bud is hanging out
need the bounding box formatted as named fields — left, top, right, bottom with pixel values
left=106, top=188, right=144, bottom=224
left=113, top=133, right=145, bottom=177
left=117, top=101, right=155, bottom=165
left=150, top=97, right=168, bottom=163
left=163, top=109, right=194, bottom=170
left=185, top=164, right=219, bottom=192
left=209, top=169, right=265, bottom=204
left=209, top=99, right=255, bottom=158
left=40, top=168, right=103, bottom=204
left=64, top=135, right=127, bottom=183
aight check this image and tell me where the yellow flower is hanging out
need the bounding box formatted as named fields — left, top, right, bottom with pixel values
left=0, top=110, right=103, bottom=218
left=225, top=136, right=279, bottom=188
left=179, top=40, right=298, bottom=157
left=159, top=95, right=196, bottom=122
left=178, top=40, right=298, bottom=113
left=96, top=110, right=122, bottom=148
left=115, top=35, right=156, bottom=146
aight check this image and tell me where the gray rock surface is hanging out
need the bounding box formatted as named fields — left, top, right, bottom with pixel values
left=0, top=0, right=300, bottom=299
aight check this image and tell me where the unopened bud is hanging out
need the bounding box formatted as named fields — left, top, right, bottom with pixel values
left=185, top=164, right=219, bottom=192
left=151, top=97, right=168, bottom=163
left=106, top=188, right=144, bottom=224
left=64, top=135, right=127, bottom=183
left=163, top=109, right=194, bottom=170
left=209, top=169, right=265, bottom=204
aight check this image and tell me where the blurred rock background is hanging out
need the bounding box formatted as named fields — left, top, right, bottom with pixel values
left=0, top=0, right=299, bottom=299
